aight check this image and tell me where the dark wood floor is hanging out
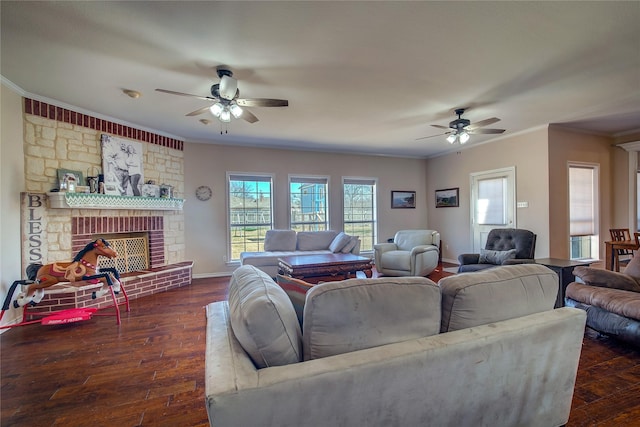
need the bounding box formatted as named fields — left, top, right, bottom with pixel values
left=2, top=269, right=639, bottom=426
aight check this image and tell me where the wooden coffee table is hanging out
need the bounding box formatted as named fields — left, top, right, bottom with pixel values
left=278, top=253, right=373, bottom=283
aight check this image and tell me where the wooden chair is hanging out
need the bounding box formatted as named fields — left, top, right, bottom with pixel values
left=609, top=228, right=634, bottom=271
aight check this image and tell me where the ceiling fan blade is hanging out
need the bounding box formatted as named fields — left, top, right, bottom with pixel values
left=466, top=117, right=500, bottom=130
left=185, top=105, right=212, bottom=117
left=240, top=108, right=259, bottom=123
left=155, top=88, right=216, bottom=102
left=236, top=98, right=289, bottom=107
left=430, top=124, right=450, bottom=130
left=416, top=131, right=451, bottom=141
left=469, top=128, right=505, bottom=134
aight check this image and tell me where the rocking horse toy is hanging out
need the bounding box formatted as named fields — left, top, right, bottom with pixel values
left=1, top=238, right=130, bottom=328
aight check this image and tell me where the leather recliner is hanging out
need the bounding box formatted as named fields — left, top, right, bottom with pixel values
left=374, top=229, right=440, bottom=277
left=457, top=228, right=536, bottom=273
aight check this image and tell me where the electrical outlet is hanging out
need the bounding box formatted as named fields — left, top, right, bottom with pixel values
left=222, top=255, right=227, bottom=262
left=517, top=201, right=529, bottom=208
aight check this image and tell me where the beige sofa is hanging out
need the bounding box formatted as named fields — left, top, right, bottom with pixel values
left=240, top=229, right=361, bottom=277
left=205, top=264, right=586, bottom=427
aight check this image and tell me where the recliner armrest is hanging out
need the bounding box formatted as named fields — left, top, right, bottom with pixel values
left=373, top=242, right=397, bottom=253
left=410, top=244, right=438, bottom=257
left=458, top=253, right=480, bottom=265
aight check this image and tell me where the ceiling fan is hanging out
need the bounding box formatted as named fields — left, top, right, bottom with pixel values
left=155, top=67, right=288, bottom=124
left=417, top=108, right=505, bottom=144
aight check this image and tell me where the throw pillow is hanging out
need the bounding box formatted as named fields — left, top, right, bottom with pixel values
left=572, top=266, right=640, bottom=293
left=227, top=265, right=302, bottom=368
left=622, top=251, right=640, bottom=279
left=479, top=248, right=517, bottom=265
left=264, top=229, right=297, bottom=252
left=275, top=274, right=315, bottom=326
left=329, top=232, right=351, bottom=253
left=340, top=236, right=359, bottom=253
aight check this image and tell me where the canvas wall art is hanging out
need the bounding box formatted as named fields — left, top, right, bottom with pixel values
left=101, top=134, right=144, bottom=196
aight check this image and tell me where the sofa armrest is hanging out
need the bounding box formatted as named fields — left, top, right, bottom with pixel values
left=458, top=253, right=480, bottom=265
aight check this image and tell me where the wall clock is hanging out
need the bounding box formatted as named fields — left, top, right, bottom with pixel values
left=195, top=185, right=212, bottom=201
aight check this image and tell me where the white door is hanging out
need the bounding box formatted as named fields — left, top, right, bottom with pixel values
left=470, top=167, right=516, bottom=252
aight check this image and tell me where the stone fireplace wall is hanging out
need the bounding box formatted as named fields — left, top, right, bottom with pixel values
left=22, top=98, right=186, bottom=265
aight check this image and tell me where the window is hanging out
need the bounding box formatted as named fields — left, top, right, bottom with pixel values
left=343, top=178, right=377, bottom=251
left=289, top=175, right=328, bottom=231
left=228, top=173, right=273, bottom=261
left=569, top=163, right=599, bottom=260
left=476, top=176, right=507, bottom=225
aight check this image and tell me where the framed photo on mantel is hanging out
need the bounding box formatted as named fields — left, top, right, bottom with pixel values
left=391, top=190, right=416, bottom=209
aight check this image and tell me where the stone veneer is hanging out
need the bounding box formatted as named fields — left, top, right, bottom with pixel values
left=22, top=97, right=186, bottom=265
left=21, top=98, right=192, bottom=317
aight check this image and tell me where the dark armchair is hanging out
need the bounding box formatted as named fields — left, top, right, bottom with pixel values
left=457, top=228, right=537, bottom=273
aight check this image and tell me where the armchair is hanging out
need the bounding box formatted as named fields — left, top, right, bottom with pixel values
left=374, top=230, right=440, bottom=277
left=457, top=228, right=537, bottom=273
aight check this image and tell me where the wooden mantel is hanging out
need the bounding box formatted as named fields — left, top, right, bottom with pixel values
left=47, top=192, right=184, bottom=211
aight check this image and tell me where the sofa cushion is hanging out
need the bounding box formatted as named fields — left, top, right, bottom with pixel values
left=264, top=229, right=297, bottom=252
left=566, top=282, right=640, bottom=321
left=623, top=250, right=640, bottom=279
left=302, top=277, right=441, bottom=360
left=275, top=274, right=315, bottom=326
left=341, top=235, right=359, bottom=253
left=438, top=264, right=558, bottom=332
left=297, top=230, right=338, bottom=251
left=329, top=232, right=351, bottom=253
left=479, top=248, right=517, bottom=265
left=227, top=265, right=302, bottom=368
left=573, top=266, right=640, bottom=292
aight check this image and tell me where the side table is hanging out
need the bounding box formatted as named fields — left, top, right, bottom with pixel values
left=535, top=258, right=592, bottom=308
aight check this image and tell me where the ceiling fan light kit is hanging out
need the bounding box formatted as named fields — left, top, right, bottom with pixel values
left=417, top=108, right=505, bottom=144
left=156, top=67, right=288, bottom=127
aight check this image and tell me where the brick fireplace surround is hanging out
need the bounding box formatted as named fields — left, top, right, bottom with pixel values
left=26, top=214, right=193, bottom=318
left=20, top=97, right=191, bottom=321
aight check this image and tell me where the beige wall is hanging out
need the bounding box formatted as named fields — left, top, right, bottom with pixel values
left=1, top=83, right=26, bottom=328
left=425, top=127, right=550, bottom=263
left=548, top=126, right=613, bottom=259
left=184, top=143, right=429, bottom=276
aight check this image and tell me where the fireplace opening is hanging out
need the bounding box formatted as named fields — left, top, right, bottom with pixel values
left=96, top=233, right=149, bottom=273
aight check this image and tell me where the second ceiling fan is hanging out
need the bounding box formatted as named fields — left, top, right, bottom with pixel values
left=156, top=67, right=288, bottom=124
left=417, top=108, right=505, bottom=144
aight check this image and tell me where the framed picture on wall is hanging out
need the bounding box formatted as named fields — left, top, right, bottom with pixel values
left=391, top=190, right=416, bottom=209
left=435, top=188, right=459, bottom=208
left=101, top=134, right=144, bottom=196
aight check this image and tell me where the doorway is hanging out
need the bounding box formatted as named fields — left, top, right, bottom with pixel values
left=470, top=167, right=516, bottom=252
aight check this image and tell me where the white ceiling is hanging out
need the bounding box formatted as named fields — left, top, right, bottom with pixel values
left=2, top=1, right=639, bottom=158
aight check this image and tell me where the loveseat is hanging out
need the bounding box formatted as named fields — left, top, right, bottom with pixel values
left=565, top=250, right=640, bottom=346
left=205, top=264, right=586, bottom=427
left=240, top=229, right=361, bottom=277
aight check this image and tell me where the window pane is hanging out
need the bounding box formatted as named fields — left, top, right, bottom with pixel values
left=290, top=176, right=328, bottom=232
left=569, top=164, right=598, bottom=260
left=569, top=167, right=594, bottom=236
left=229, top=174, right=273, bottom=261
left=477, top=177, right=506, bottom=225
left=343, top=180, right=377, bottom=251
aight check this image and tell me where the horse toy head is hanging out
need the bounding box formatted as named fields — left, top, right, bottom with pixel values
left=73, top=238, right=118, bottom=261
